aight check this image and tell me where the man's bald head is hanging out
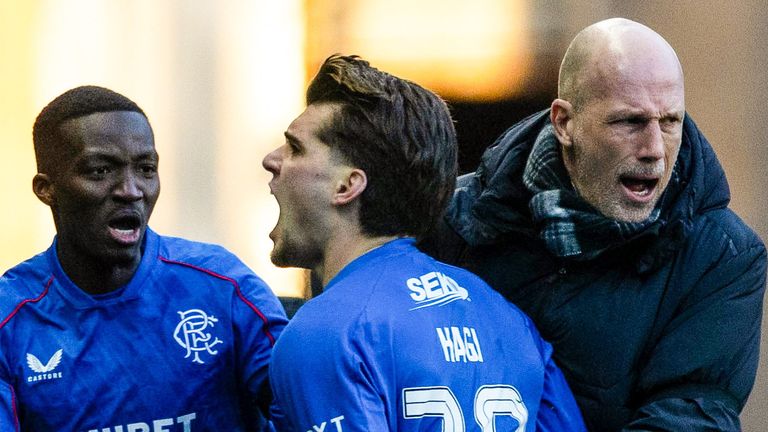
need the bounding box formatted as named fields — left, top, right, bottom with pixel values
left=558, top=18, right=684, bottom=111
left=550, top=18, right=686, bottom=222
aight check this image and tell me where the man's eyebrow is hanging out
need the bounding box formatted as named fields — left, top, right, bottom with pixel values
left=135, top=150, right=159, bottom=161
left=76, top=148, right=119, bottom=160
left=608, top=108, right=645, bottom=118
left=77, top=148, right=158, bottom=161
left=284, top=130, right=299, bottom=143
left=662, top=110, right=685, bottom=120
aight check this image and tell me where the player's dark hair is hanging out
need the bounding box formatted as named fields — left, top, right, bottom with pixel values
left=306, top=54, right=457, bottom=240
left=33, top=85, right=147, bottom=172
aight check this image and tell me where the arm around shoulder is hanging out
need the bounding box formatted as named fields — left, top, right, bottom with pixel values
left=624, top=221, right=767, bottom=431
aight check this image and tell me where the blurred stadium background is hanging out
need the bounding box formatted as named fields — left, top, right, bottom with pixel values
left=1, top=0, right=765, bottom=428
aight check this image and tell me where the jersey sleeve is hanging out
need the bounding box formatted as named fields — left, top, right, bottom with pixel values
left=269, top=313, right=389, bottom=432
left=0, top=381, right=19, bottom=432
left=231, top=268, right=289, bottom=423
left=535, top=353, right=587, bottom=431
left=623, top=244, right=766, bottom=431
left=1, top=285, right=21, bottom=432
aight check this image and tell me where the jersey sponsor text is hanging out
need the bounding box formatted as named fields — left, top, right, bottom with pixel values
left=307, top=415, right=344, bottom=432
left=27, top=371, right=63, bottom=382
left=85, top=412, right=196, bottom=432
left=407, top=272, right=469, bottom=310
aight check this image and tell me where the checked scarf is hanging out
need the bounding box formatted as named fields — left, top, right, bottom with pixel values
left=522, top=125, right=661, bottom=260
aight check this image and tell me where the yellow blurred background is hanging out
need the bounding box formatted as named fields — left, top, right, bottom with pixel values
left=1, top=0, right=766, bottom=428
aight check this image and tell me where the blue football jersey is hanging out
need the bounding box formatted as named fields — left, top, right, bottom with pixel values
left=0, top=228, right=288, bottom=432
left=269, top=238, right=585, bottom=431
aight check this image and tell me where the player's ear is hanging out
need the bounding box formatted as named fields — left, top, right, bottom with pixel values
left=551, top=98, right=575, bottom=148
left=333, top=168, right=367, bottom=206
left=33, top=173, right=55, bottom=206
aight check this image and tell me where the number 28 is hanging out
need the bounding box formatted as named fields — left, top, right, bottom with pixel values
left=403, top=385, right=528, bottom=432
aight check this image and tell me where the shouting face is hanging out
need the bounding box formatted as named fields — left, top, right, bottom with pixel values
left=554, top=20, right=685, bottom=222
left=262, top=103, right=345, bottom=270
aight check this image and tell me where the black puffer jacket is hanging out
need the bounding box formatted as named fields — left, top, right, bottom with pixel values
left=421, top=110, right=766, bottom=431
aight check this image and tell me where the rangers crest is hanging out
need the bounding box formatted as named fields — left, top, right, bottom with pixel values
left=174, top=309, right=223, bottom=364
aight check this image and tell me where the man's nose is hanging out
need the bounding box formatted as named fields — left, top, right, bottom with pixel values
left=638, top=121, right=666, bottom=162
left=114, top=170, right=143, bottom=201
left=262, top=147, right=282, bottom=174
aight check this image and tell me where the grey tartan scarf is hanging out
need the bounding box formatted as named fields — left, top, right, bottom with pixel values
left=522, top=125, right=660, bottom=259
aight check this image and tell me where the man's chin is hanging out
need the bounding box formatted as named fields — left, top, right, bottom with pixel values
left=606, top=202, right=657, bottom=223
left=90, top=246, right=143, bottom=269
left=270, top=246, right=314, bottom=270
left=269, top=256, right=292, bottom=269
left=269, top=248, right=295, bottom=269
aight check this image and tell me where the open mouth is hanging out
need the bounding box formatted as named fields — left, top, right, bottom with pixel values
left=108, top=214, right=143, bottom=244
left=620, top=176, right=658, bottom=198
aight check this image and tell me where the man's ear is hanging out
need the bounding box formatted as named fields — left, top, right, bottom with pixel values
left=333, top=168, right=367, bottom=206
left=32, top=173, right=54, bottom=206
left=550, top=98, right=575, bottom=148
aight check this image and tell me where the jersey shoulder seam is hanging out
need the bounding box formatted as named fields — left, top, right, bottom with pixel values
left=158, top=256, right=277, bottom=346
left=0, top=275, right=54, bottom=330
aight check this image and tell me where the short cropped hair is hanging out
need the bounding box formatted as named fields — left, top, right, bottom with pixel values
left=306, top=54, right=457, bottom=240
left=557, top=45, right=591, bottom=112
left=33, top=85, right=147, bottom=173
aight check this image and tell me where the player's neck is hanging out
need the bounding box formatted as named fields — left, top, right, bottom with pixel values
left=56, top=243, right=140, bottom=295
left=318, top=233, right=398, bottom=287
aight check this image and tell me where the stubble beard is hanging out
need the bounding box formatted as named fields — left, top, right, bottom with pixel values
left=568, top=143, right=658, bottom=224
left=269, top=237, right=296, bottom=269
left=270, top=233, right=319, bottom=271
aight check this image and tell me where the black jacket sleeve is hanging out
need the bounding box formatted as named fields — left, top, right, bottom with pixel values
left=623, top=237, right=766, bottom=431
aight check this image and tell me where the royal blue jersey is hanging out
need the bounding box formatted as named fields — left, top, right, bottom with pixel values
left=0, top=228, right=288, bottom=432
left=269, top=238, right=585, bottom=432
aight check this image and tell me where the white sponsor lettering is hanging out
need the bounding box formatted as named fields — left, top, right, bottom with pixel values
left=307, top=415, right=344, bottom=432
left=406, top=272, right=469, bottom=310
left=153, top=418, right=174, bottom=432
left=86, top=412, right=196, bottom=432
left=436, top=326, right=483, bottom=363
left=27, top=371, right=63, bottom=382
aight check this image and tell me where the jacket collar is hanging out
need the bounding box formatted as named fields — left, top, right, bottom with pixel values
left=446, top=110, right=730, bottom=274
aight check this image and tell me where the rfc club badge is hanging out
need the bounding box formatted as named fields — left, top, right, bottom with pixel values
left=174, top=309, right=223, bottom=364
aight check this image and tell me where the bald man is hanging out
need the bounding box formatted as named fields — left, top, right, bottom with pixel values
left=421, top=18, right=766, bottom=431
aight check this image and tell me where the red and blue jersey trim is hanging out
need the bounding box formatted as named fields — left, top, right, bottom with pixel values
left=158, top=257, right=277, bottom=346
left=0, top=276, right=54, bottom=331
left=9, top=383, right=19, bottom=432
